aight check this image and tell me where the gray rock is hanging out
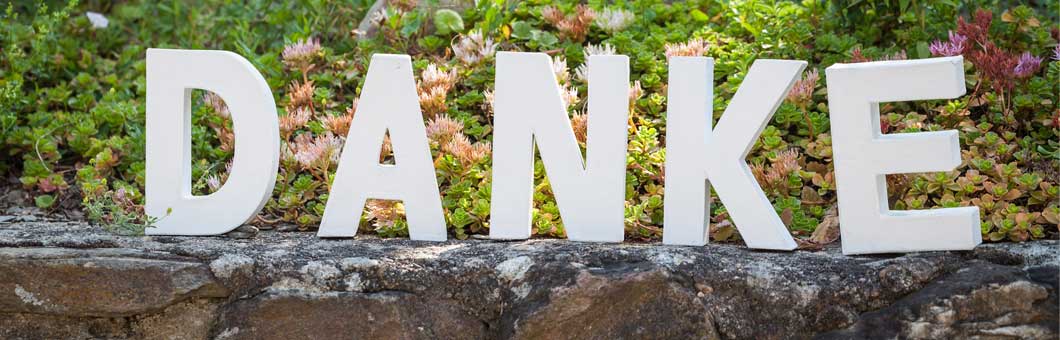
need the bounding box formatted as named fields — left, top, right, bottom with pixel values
left=218, top=290, right=485, bottom=339
left=133, top=299, right=221, bottom=340
left=13, top=215, right=38, bottom=222
left=275, top=223, right=300, bottom=232
left=0, top=312, right=130, bottom=339
left=818, top=263, right=1057, bottom=339
left=226, top=225, right=259, bottom=239
left=210, top=254, right=256, bottom=279
left=0, top=219, right=1055, bottom=339
left=0, top=248, right=228, bottom=317
left=511, top=268, right=718, bottom=339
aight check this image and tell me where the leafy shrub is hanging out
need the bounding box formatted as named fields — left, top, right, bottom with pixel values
left=1, top=0, right=1057, bottom=244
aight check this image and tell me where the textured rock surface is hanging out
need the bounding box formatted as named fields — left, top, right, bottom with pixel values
left=0, top=219, right=1056, bottom=339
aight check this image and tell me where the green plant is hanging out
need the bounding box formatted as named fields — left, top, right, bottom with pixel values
left=1, top=0, right=1056, bottom=244
left=83, top=188, right=157, bottom=236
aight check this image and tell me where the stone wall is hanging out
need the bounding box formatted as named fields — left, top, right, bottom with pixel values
left=0, top=219, right=1056, bottom=339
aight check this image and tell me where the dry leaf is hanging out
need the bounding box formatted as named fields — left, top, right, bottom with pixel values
left=710, top=219, right=736, bottom=241
left=1001, top=188, right=1022, bottom=201
left=809, top=206, right=840, bottom=245
left=1001, top=10, right=1015, bottom=22
left=801, top=186, right=825, bottom=205
left=968, top=94, right=989, bottom=107
left=796, top=238, right=824, bottom=250
left=780, top=208, right=794, bottom=227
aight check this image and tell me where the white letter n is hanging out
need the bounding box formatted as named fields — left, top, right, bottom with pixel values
left=489, top=52, right=630, bottom=242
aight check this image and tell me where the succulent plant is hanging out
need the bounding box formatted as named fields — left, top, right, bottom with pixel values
left=2, top=0, right=1056, bottom=244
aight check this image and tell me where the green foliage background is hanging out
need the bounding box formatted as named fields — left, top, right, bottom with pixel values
left=1, top=0, right=1057, bottom=243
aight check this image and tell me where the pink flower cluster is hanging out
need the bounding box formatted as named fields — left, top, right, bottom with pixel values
left=1012, top=52, right=1043, bottom=79
left=929, top=31, right=967, bottom=57
left=282, top=37, right=321, bottom=71
left=787, top=69, right=819, bottom=107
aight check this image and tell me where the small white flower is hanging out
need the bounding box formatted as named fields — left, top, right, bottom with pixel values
left=206, top=175, right=222, bottom=192
left=561, top=85, right=579, bottom=110
left=86, top=12, right=108, bottom=29
left=593, top=8, right=634, bottom=33
left=576, top=43, right=617, bottom=83
left=583, top=43, right=616, bottom=58
left=551, top=56, right=569, bottom=85
left=664, top=38, right=709, bottom=59
left=452, top=30, right=498, bottom=66
left=482, top=89, right=495, bottom=113
left=370, top=10, right=388, bottom=25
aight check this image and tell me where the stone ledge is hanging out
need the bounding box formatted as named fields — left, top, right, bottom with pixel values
left=0, top=220, right=1056, bottom=339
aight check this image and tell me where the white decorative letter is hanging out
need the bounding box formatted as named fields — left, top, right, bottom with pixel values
left=489, top=52, right=630, bottom=242
left=319, top=54, right=446, bottom=241
left=663, top=58, right=805, bottom=249
left=826, top=56, right=980, bottom=254
left=145, top=49, right=279, bottom=235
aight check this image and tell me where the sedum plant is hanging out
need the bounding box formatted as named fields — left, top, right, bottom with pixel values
left=0, top=0, right=1056, bottom=245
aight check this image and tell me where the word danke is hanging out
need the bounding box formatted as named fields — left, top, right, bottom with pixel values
left=144, top=49, right=980, bottom=255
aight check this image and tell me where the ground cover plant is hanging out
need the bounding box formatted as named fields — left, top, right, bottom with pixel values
left=1, top=0, right=1057, bottom=245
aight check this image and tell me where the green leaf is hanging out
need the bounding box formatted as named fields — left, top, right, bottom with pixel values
left=511, top=21, right=532, bottom=39
left=400, top=13, right=423, bottom=38
left=35, top=195, right=56, bottom=209
left=690, top=9, right=710, bottom=22
left=433, top=9, right=464, bottom=35
left=915, top=41, right=930, bottom=59
left=530, top=30, right=558, bottom=47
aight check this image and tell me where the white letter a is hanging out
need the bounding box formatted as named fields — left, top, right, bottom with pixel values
left=319, top=54, right=446, bottom=241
